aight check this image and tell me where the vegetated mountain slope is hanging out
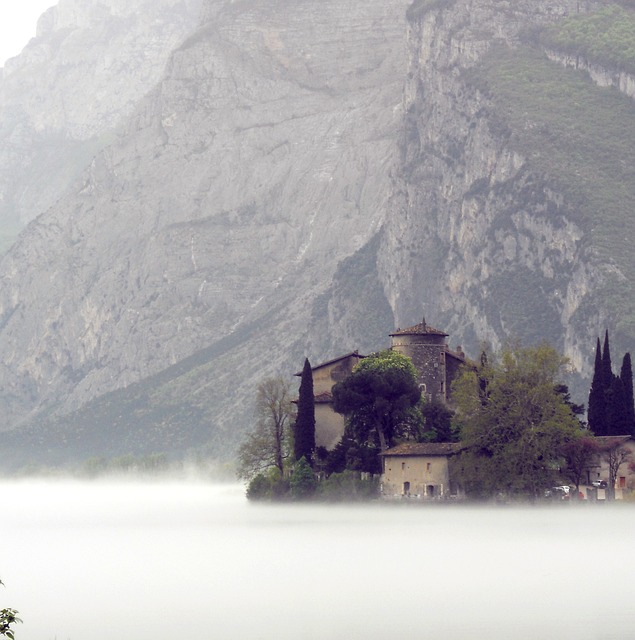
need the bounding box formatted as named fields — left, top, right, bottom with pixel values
left=0, top=0, right=409, bottom=466
left=0, top=0, right=203, bottom=252
left=378, top=0, right=635, bottom=393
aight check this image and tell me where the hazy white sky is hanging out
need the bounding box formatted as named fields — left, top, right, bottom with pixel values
left=0, top=1, right=57, bottom=66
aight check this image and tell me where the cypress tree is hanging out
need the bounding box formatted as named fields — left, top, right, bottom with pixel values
left=293, top=358, right=316, bottom=465
left=588, top=337, right=606, bottom=435
left=602, top=330, right=614, bottom=390
left=607, top=375, right=631, bottom=435
left=620, top=353, right=635, bottom=435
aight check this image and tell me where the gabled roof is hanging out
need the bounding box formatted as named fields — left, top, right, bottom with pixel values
left=446, top=348, right=466, bottom=362
left=380, top=442, right=462, bottom=457
left=390, top=318, right=448, bottom=338
left=294, top=351, right=365, bottom=375
left=314, top=392, right=333, bottom=403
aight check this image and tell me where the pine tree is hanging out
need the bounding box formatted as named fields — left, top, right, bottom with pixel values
left=620, top=353, right=635, bottom=436
left=293, top=358, right=316, bottom=465
left=588, top=337, right=606, bottom=435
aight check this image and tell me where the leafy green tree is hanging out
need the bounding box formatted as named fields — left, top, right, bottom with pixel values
left=555, top=383, right=585, bottom=421
left=245, top=467, right=290, bottom=501
left=419, top=399, right=457, bottom=443
left=318, top=433, right=382, bottom=476
left=0, top=609, right=20, bottom=640
left=331, top=350, right=421, bottom=452
left=293, top=358, right=316, bottom=465
left=237, top=377, right=295, bottom=481
left=452, top=343, right=584, bottom=500
left=561, top=435, right=600, bottom=495
left=290, top=457, right=317, bottom=500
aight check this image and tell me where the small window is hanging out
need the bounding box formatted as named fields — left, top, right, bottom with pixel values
left=401, top=462, right=405, bottom=471
left=426, top=462, right=431, bottom=471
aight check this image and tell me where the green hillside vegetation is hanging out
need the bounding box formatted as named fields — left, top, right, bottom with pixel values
left=467, top=45, right=635, bottom=337
left=540, top=5, right=635, bottom=74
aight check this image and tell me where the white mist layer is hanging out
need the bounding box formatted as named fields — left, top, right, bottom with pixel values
left=0, top=480, right=632, bottom=640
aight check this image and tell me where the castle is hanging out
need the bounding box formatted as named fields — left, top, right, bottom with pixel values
left=301, top=319, right=467, bottom=450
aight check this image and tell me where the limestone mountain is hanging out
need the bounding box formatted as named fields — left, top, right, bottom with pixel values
left=0, top=0, right=634, bottom=468
left=0, top=0, right=203, bottom=249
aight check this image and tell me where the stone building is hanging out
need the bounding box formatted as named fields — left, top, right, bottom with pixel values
left=585, top=435, right=635, bottom=500
left=296, top=352, right=365, bottom=450
left=380, top=442, right=463, bottom=499
left=390, top=318, right=466, bottom=404
left=302, top=319, right=467, bottom=451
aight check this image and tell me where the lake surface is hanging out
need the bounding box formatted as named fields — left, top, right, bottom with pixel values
left=0, top=479, right=633, bottom=639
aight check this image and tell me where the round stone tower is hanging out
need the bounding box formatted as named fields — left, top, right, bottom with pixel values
left=390, top=317, right=450, bottom=403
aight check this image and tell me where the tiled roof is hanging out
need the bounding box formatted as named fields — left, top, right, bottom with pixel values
left=380, top=442, right=462, bottom=457
left=446, top=349, right=466, bottom=362
left=294, top=351, right=365, bottom=375
left=390, top=320, right=448, bottom=337
left=314, top=392, right=333, bottom=403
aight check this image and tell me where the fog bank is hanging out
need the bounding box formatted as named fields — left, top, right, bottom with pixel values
left=0, top=480, right=632, bottom=639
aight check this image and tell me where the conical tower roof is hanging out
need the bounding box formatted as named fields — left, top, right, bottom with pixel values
left=389, top=317, right=448, bottom=337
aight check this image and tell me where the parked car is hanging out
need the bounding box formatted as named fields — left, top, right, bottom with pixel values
left=545, top=486, right=570, bottom=499
left=592, top=480, right=607, bottom=489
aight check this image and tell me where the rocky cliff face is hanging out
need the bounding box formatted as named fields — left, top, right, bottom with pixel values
left=0, top=0, right=409, bottom=459
left=0, top=0, right=632, bottom=466
left=378, top=0, right=616, bottom=380
left=0, top=0, right=202, bottom=247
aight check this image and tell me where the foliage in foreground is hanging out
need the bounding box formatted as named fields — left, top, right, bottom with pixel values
left=0, top=581, right=20, bottom=640
left=0, top=609, right=20, bottom=640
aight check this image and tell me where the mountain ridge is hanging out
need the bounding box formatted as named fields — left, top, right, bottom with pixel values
left=1, top=0, right=635, bottom=467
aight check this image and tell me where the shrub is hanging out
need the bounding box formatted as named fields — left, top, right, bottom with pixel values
left=318, top=471, right=380, bottom=501
left=246, top=467, right=290, bottom=501
left=289, top=457, right=317, bottom=500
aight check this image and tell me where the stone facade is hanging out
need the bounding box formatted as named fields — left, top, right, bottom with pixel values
left=380, top=442, right=462, bottom=499
left=390, top=318, right=466, bottom=404
left=298, top=352, right=365, bottom=450
left=585, top=436, right=635, bottom=500
left=307, top=321, right=467, bottom=450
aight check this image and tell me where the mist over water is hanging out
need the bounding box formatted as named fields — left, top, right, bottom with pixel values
left=0, top=480, right=633, bottom=640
